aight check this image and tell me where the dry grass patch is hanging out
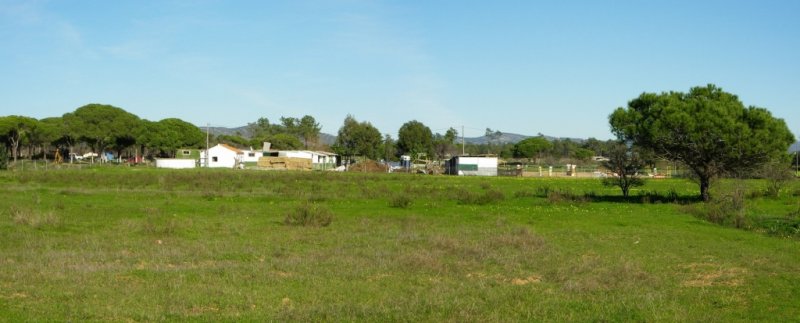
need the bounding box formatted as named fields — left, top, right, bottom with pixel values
left=553, top=253, right=653, bottom=293
left=680, top=263, right=749, bottom=287
left=8, top=205, right=61, bottom=229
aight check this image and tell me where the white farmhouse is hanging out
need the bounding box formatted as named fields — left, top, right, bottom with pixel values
left=200, top=144, right=244, bottom=168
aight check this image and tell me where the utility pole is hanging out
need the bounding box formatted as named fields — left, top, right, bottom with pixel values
left=461, top=125, right=465, bottom=156
left=205, top=123, right=210, bottom=168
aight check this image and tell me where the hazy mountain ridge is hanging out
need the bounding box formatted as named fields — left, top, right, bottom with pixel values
left=199, top=125, right=800, bottom=152
left=200, top=125, right=586, bottom=146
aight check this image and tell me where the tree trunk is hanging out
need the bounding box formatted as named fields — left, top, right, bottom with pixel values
left=10, top=137, right=19, bottom=163
left=700, top=176, right=711, bottom=202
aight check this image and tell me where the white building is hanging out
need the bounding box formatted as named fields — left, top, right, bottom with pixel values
left=445, top=156, right=498, bottom=176
left=200, top=144, right=243, bottom=168
left=241, top=149, right=266, bottom=163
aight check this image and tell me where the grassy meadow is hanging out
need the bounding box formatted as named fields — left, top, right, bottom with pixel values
left=1, top=167, right=799, bottom=321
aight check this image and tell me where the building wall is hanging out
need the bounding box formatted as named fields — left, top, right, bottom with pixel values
left=155, top=159, right=196, bottom=169
left=205, top=146, right=240, bottom=168
left=447, top=157, right=498, bottom=176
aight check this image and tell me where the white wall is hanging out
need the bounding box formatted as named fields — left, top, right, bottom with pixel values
left=155, top=159, right=196, bottom=169
left=202, top=145, right=241, bottom=168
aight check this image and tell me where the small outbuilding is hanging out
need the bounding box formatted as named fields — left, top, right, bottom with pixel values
left=200, top=144, right=244, bottom=168
left=445, top=156, right=498, bottom=176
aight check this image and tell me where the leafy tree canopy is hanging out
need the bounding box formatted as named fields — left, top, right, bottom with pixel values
left=65, top=104, right=141, bottom=152
left=513, top=136, right=552, bottom=160
left=609, top=84, right=795, bottom=201
left=334, top=115, right=382, bottom=160
left=397, top=120, right=433, bottom=158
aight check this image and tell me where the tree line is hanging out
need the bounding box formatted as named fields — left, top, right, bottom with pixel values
left=0, top=103, right=325, bottom=164
left=1, top=84, right=796, bottom=203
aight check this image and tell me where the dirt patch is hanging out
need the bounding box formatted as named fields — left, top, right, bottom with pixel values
left=681, top=263, right=748, bottom=287
left=511, top=275, right=542, bottom=285
left=348, top=160, right=388, bottom=173
left=466, top=272, right=542, bottom=286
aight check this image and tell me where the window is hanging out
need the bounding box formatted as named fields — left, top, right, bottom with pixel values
left=212, top=156, right=218, bottom=162
left=182, top=150, right=191, bottom=156
left=248, top=153, right=255, bottom=157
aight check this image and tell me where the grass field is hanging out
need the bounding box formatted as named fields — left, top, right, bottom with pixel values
left=1, top=168, right=799, bottom=321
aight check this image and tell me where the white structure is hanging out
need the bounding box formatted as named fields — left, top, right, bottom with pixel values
left=446, top=156, right=498, bottom=176
left=200, top=144, right=243, bottom=168
left=155, top=159, right=196, bottom=169
left=241, top=149, right=265, bottom=163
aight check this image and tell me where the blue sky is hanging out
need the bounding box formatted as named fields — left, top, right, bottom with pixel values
left=1, top=0, right=798, bottom=140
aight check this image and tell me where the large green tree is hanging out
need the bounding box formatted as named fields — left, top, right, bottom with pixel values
left=610, top=84, right=795, bottom=201
left=65, top=104, right=141, bottom=154
left=333, top=115, right=382, bottom=162
left=513, top=136, right=552, bottom=162
left=397, top=120, right=433, bottom=159
left=139, top=118, right=205, bottom=157
left=0, top=115, right=38, bottom=163
left=298, top=115, right=321, bottom=149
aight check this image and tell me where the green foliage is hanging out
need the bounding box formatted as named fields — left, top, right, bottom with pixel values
left=139, top=118, right=205, bottom=157
left=397, top=120, right=434, bottom=158
left=333, top=115, right=383, bottom=160
left=285, top=201, right=333, bottom=227
left=573, top=148, right=594, bottom=161
left=601, top=143, right=646, bottom=197
left=513, top=136, right=552, bottom=160
left=64, top=104, right=141, bottom=153
left=758, top=159, right=795, bottom=198
left=0, top=115, right=38, bottom=162
left=268, top=133, right=303, bottom=150
left=610, top=84, right=796, bottom=201
left=389, top=194, right=413, bottom=208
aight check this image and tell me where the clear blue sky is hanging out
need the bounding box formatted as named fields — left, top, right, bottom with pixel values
left=1, top=0, right=798, bottom=140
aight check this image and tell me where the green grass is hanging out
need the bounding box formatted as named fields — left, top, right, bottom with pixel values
left=0, top=168, right=799, bottom=321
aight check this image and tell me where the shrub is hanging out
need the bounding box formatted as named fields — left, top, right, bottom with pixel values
left=390, top=195, right=412, bottom=209
left=684, top=183, right=749, bottom=229
left=758, top=160, right=794, bottom=198
left=455, top=189, right=505, bottom=205
left=545, top=189, right=587, bottom=204
left=285, top=201, right=333, bottom=227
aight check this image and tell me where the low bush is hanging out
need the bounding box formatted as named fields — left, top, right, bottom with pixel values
left=546, top=189, right=588, bottom=204
left=455, top=189, right=505, bottom=205
left=683, top=184, right=749, bottom=229
left=285, top=201, right=333, bottom=227
left=389, top=195, right=413, bottom=208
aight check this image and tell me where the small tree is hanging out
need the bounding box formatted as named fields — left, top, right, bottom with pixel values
left=759, top=159, right=795, bottom=198
left=601, top=143, right=645, bottom=197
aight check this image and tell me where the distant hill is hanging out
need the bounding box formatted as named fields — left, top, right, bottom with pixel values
left=790, top=141, right=800, bottom=153
left=201, top=125, right=250, bottom=137
left=463, top=133, right=585, bottom=145
left=199, top=125, right=586, bottom=147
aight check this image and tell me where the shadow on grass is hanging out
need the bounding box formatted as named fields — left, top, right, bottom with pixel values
left=586, top=194, right=702, bottom=204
